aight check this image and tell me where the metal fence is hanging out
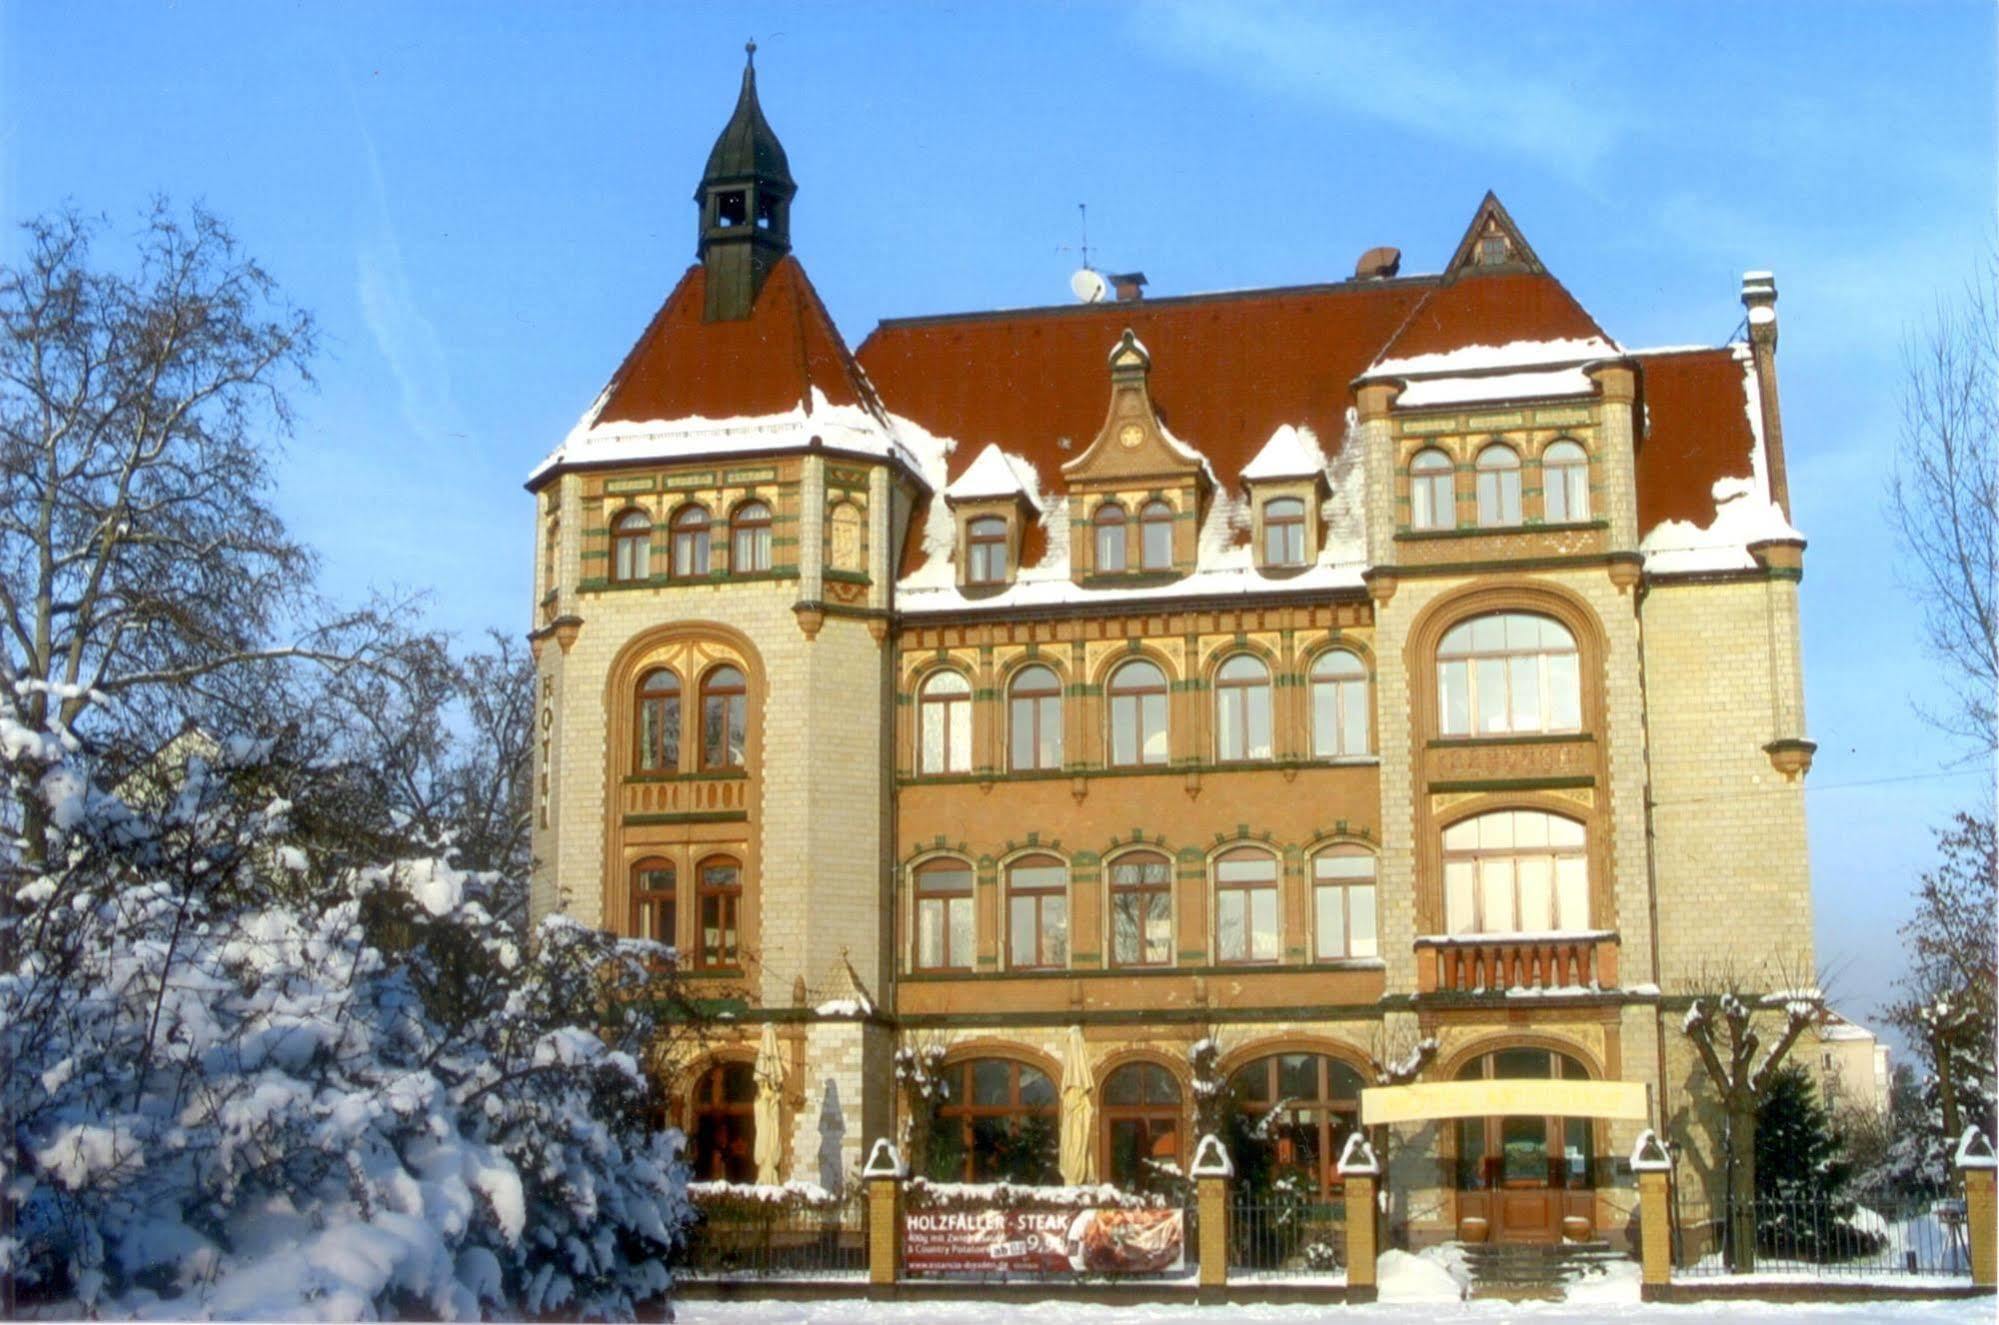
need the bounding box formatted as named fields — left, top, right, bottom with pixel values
left=1673, top=1185, right=1971, bottom=1279
left=1227, top=1194, right=1348, bottom=1278
left=677, top=1194, right=870, bottom=1279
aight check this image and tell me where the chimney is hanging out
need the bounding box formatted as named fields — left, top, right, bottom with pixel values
left=1354, top=246, right=1402, bottom=280
left=1109, top=271, right=1147, bottom=303
left=1740, top=270, right=1791, bottom=517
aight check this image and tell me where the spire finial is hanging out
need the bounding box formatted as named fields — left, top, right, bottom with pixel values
left=745, top=39, right=756, bottom=68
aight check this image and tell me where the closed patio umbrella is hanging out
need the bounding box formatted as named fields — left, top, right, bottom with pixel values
left=753, top=1024, right=787, bottom=1185
left=1059, top=1025, right=1096, bottom=1186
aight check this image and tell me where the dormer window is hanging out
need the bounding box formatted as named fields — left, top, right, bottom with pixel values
left=1410, top=449, right=1456, bottom=531
left=966, top=516, right=1009, bottom=585
left=1140, top=501, right=1174, bottom=571
left=1475, top=444, right=1522, bottom=528
left=1263, top=497, right=1307, bottom=567
left=1094, top=502, right=1128, bottom=573
left=671, top=505, right=712, bottom=577
left=612, top=510, right=652, bottom=582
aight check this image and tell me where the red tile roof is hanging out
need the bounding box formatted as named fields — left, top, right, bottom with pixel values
left=593, top=256, right=881, bottom=427
left=1371, top=270, right=1612, bottom=365
left=1633, top=347, right=1759, bottom=533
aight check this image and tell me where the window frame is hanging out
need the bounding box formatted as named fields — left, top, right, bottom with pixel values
left=1262, top=496, right=1307, bottom=567
left=695, top=854, right=742, bottom=969
left=1229, top=1053, right=1365, bottom=1197
left=670, top=504, right=712, bottom=578
left=1542, top=440, right=1590, bottom=523
left=1100, top=1061, right=1184, bottom=1188
left=611, top=508, right=653, bottom=583
left=1475, top=443, right=1523, bottom=528
left=699, top=664, right=748, bottom=770
left=1007, top=664, right=1064, bottom=772
left=1139, top=500, right=1175, bottom=571
left=1107, top=658, right=1171, bottom=767
left=1005, top=853, right=1069, bottom=971
left=1309, top=650, right=1370, bottom=758
left=1214, top=846, right=1280, bottom=965
left=1312, top=846, right=1378, bottom=961
left=1436, top=611, right=1582, bottom=738
left=917, top=669, right=973, bottom=775
left=1093, top=501, right=1128, bottom=573
left=1441, top=809, right=1590, bottom=936
left=730, top=499, right=772, bottom=573
left=965, top=515, right=1009, bottom=586
left=913, top=858, right=976, bottom=972
left=631, top=856, right=677, bottom=948
left=1214, top=653, right=1274, bottom=763
left=1108, top=849, right=1174, bottom=968
left=635, top=667, right=682, bottom=773
left=689, top=1061, right=757, bottom=1183
left=1410, top=448, right=1457, bottom=531
left=929, top=1058, right=1060, bottom=1184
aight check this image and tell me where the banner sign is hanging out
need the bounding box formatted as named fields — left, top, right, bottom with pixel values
left=903, top=1206, right=1185, bottom=1276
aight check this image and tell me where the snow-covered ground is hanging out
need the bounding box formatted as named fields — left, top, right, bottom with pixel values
left=677, top=1295, right=1992, bottom=1325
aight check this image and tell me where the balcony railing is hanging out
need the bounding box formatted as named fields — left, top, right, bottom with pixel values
left=1414, top=931, right=1618, bottom=994
left=621, top=772, right=748, bottom=819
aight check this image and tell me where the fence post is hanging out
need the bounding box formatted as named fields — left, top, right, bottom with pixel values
left=1189, top=1133, right=1233, bottom=1294
left=861, top=1138, right=906, bottom=1292
left=1631, top=1130, right=1673, bottom=1298
left=1958, top=1127, right=1996, bottom=1288
left=1337, top=1132, right=1381, bottom=1302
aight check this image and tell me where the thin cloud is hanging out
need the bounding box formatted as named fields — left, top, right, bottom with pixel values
left=1136, top=1, right=1629, bottom=183
left=355, top=128, right=464, bottom=446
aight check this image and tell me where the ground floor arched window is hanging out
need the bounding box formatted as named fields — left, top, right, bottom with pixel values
left=928, top=1057, right=1059, bottom=1184
left=689, top=1061, right=757, bottom=1183
left=1101, top=1061, right=1183, bottom=1191
left=1228, top=1052, right=1365, bottom=1197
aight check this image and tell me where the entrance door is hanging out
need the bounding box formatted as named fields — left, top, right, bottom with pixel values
left=1494, top=1117, right=1558, bottom=1242
left=1452, top=1048, right=1599, bottom=1244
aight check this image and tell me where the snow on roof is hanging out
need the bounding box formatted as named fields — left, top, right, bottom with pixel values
left=1240, top=424, right=1327, bottom=481
left=1370, top=336, right=1621, bottom=378
left=1395, top=367, right=1596, bottom=409
left=945, top=443, right=1042, bottom=508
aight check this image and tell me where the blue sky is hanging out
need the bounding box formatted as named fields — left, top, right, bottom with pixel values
left=3, top=2, right=1992, bottom=1046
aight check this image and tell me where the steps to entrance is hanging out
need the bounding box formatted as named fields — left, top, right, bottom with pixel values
left=1460, top=1240, right=1627, bottom=1301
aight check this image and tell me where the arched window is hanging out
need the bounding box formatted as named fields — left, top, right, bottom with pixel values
left=1455, top=1047, right=1595, bottom=1192
left=1215, top=847, right=1279, bottom=964
left=1140, top=500, right=1175, bottom=570
left=1436, top=612, right=1581, bottom=737
left=1475, top=444, right=1522, bottom=527
left=700, top=665, right=747, bottom=769
left=914, top=858, right=974, bottom=971
left=631, top=857, right=676, bottom=947
left=1442, top=810, right=1588, bottom=935
left=1263, top=497, right=1306, bottom=567
left=1542, top=441, right=1590, bottom=523
left=1229, top=1054, right=1365, bottom=1196
left=1006, top=855, right=1068, bottom=970
left=1214, top=654, right=1272, bottom=761
left=965, top=516, right=1008, bottom=585
left=1093, top=502, right=1127, bottom=573
left=612, top=509, right=652, bottom=582
left=1107, top=659, right=1169, bottom=767
left=690, top=1061, right=756, bottom=1182
left=1410, top=448, right=1456, bottom=530
left=696, top=855, right=741, bottom=968
left=1102, top=1063, right=1183, bottom=1189
left=671, top=505, right=711, bottom=577
left=731, top=500, right=772, bottom=573
left=1109, top=851, right=1173, bottom=967
left=918, top=670, right=972, bottom=775
left=827, top=501, right=864, bottom=572
left=635, top=668, right=681, bottom=772
left=1008, top=664, right=1063, bottom=771
left=1312, top=846, right=1377, bottom=960
left=928, top=1058, right=1059, bottom=1184
left=1310, top=651, right=1369, bottom=757
left=543, top=517, right=561, bottom=595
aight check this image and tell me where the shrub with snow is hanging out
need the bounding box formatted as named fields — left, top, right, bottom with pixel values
left=1, top=733, right=692, bottom=1319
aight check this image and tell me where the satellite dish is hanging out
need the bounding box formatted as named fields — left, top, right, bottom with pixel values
left=1070, top=268, right=1109, bottom=304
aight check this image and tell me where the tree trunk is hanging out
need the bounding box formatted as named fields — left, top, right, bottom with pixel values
left=1728, top=1100, right=1758, bottom=1273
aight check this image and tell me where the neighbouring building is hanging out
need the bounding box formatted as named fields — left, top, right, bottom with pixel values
left=525, top=53, right=1818, bottom=1246
left=1815, top=1010, right=1893, bottom=1120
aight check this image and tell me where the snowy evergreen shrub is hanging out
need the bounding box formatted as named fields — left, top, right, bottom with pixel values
left=0, top=729, right=692, bottom=1319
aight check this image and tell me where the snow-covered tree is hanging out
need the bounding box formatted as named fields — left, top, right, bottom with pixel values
left=1, top=724, right=694, bottom=1318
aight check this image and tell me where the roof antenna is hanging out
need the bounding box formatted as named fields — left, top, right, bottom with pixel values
left=1079, top=202, right=1089, bottom=271
left=1066, top=202, right=1108, bottom=303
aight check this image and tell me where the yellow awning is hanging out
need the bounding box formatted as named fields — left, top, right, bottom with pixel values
left=1360, top=1079, right=1649, bottom=1126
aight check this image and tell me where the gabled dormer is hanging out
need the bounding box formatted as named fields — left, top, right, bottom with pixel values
left=1064, top=330, right=1211, bottom=582
left=944, top=444, right=1040, bottom=590
left=1239, top=425, right=1329, bottom=570
left=1442, top=191, right=1545, bottom=280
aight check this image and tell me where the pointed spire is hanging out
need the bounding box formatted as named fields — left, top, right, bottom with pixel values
left=696, top=41, right=796, bottom=320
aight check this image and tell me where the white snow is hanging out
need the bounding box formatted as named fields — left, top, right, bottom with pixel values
left=1376, top=1245, right=1468, bottom=1302
left=1639, top=474, right=1802, bottom=575
left=1240, top=424, right=1327, bottom=481
left=1395, top=367, right=1596, bottom=409
left=946, top=443, right=1043, bottom=507
left=814, top=999, right=868, bottom=1018
left=1370, top=336, right=1622, bottom=377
